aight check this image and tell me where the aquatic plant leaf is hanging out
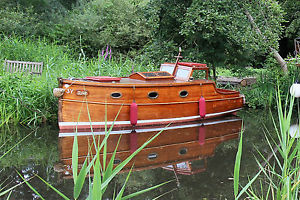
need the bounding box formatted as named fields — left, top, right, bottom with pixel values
left=74, top=158, right=88, bottom=199
left=0, top=131, right=32, bottom=160
left=72, top=134, right=78, bottom=184
left=236, top=171, right=261, bottom=199
left=5, top=190, right=12, bottom=200
left=122, top=180, right=173, bottom=200
left=16, top=171, right=45, bottom=200
left=101, top=127, right=167, bottom=190
left=115, top=167, right=133, bottom=200
left=92, top=153, right=102, bottom=200
left=103, top=135, right=122, bottom=188
left=0, top=179, right=29, bottom=197
left=234, top=124, right=243, bottom=198
left=34, top=174, right=70, bottom=200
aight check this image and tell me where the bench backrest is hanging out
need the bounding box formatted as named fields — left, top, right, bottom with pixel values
left=3, top=60, right=43, bottom=75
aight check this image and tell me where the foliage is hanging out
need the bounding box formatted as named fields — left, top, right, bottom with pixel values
left=238, top=55, right=300, bottom=109
left=281, top=0, right=300, bottom=39
left=0, top=8, right=42, bottom=37
left=181, top=0, right=284, bottom=68
left=50, top=0, right=152, bottom=56
left=0, top=0, right=294, bottom=70
left=234, top=91, right=300, bottom=199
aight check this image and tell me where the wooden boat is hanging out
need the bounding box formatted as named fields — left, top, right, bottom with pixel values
left=54, top=51, right=244, bottom=132
left=56, top=116, right=242, bottom=178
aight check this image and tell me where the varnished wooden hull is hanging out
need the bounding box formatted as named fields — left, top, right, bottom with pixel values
left=57, top=116, right=242, bottom=178
left=58, top=78, right=243, bottom=132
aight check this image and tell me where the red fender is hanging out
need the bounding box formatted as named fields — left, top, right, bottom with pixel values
left=199, top=96, right=206, bottom=118
left=130, top=101, right=138, bottom=126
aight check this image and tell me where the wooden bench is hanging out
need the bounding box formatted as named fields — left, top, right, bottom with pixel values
left=3, top=60, right=43, bottom=75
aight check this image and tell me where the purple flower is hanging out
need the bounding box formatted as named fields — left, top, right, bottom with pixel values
left=109, top=48, right=112, bottom=60
left=104, top=51, right=108, bottom=60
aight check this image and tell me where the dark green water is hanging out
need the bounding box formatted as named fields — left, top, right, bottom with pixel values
left=0, top=109, right=277, bottom=199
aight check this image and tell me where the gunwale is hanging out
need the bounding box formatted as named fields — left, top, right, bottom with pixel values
left=61, top=78, right=240, bottom=95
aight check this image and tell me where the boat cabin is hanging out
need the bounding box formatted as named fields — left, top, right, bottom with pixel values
left=129, top=62, right=209, bottom=82
left=162, top=159, right=207, bottom=175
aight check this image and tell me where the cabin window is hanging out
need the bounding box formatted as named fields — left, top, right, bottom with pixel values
left=179, top=90, right=188, bottom=98
left=179, top=148, right=188, bottom=155
left=148, top=153, right=158, bottom=160
left=148, top=91, right=159, bottom=99
left=111, top=92, right=122, bottom=98
left=160, top=64, right=176, bottom=74
left=113, top=159, right=122, bottom=164
left=192, top=70, right=207, bottom=80
left=174, top=65, right=193, bottom=81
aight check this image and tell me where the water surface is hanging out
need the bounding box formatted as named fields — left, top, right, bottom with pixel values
left=0, top=109, right=277, bottom=199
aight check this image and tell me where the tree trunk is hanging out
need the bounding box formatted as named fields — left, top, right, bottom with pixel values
left=245, top=10, right=288, bottom=74
left=212, top=64, right=217, bottom=81
left=271, top=48, right=288, bottom=73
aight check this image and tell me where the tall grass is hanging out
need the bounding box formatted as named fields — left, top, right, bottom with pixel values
left=234, top=90, right=300, bottom=199
left=0, top=35, right=156, bottom=127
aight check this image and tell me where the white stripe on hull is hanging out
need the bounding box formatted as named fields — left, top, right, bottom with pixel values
left=59, top=108, right=242, bottom=128
left=59, top=118, right=241, bottom=137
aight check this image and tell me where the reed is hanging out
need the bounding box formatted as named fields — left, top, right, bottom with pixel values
left=234, top=90, right=300, bottom=199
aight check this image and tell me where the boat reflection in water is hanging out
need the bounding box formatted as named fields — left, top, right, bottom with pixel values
left=57, top=116, right=242, bottom=178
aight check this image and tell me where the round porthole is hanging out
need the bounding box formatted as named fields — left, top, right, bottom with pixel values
left=179, top=148, right=188, bottom=155
left=148, top=153, right=158, bottom=160
left=113, top=159, right=122, bottom=164
left=111, top=92, right=122, bottom=98
left=179, top=90, right=188, bottom=98
left=148, top=91, right=159, bottom=99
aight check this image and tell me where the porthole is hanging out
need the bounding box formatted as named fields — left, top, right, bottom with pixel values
left=113, top=159, right=122, bottom=164
left=148, top=153, right=158, bottom=160
left=148, top=91, right=159, bottom=99
left=179, top=148, right=188, bottom=155
left=179, top=90, right=188, bottom=98
left=111, top=92, right=122, bottom=98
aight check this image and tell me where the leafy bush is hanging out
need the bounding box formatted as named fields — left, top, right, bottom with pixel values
left=239, top=55, right=300, bottom=109
left=50, top=0, right=152, bottom=57
left=0, top=8, right=42, bottom=37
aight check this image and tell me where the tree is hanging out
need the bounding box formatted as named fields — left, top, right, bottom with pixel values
left=51, top=0, right=152, bottom=56
left=180, top=0, right=286, bottom=76
left=281, top=0, right=300, bottom=39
